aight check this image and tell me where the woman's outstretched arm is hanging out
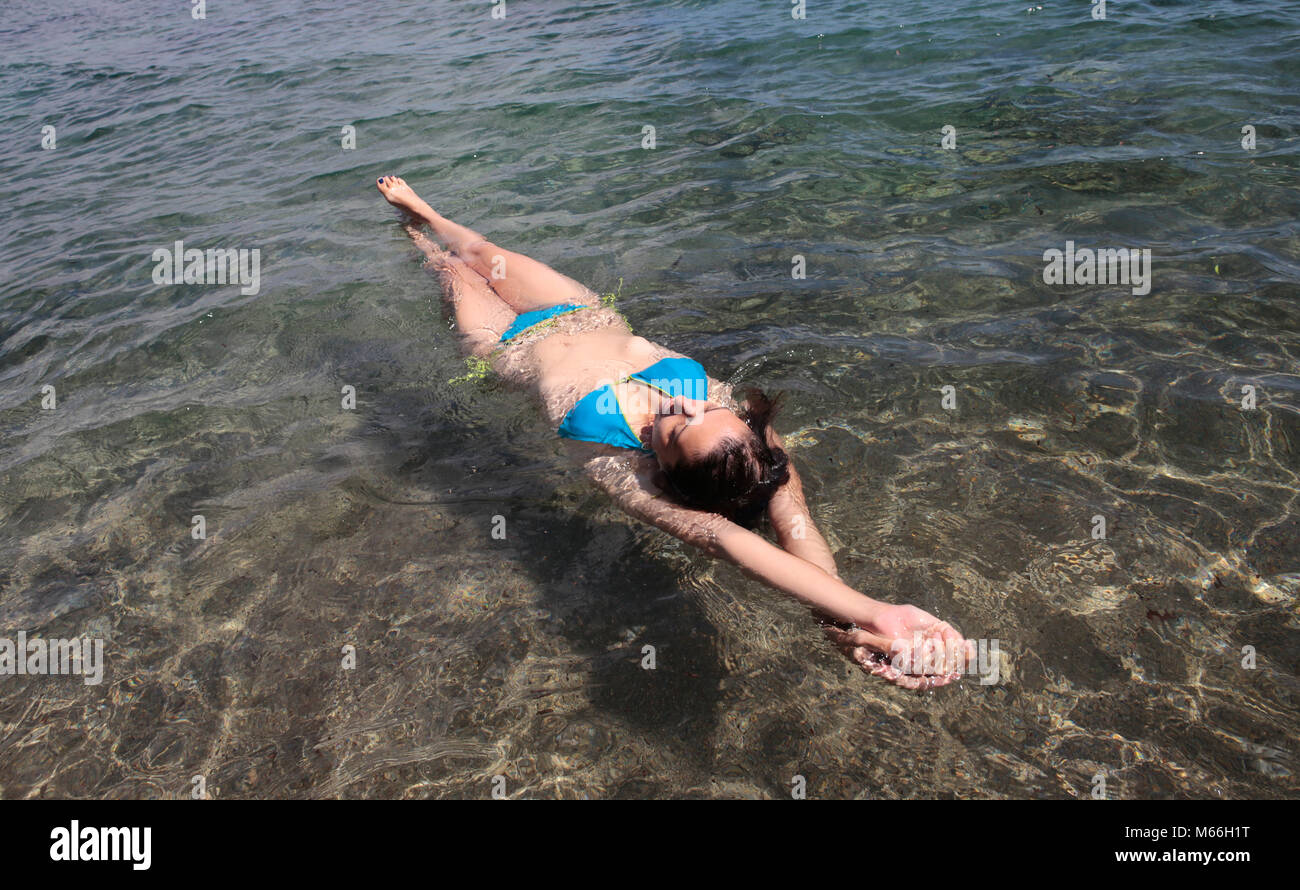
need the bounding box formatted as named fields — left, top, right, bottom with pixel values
left=582, top=454, right=970, bottom=688
left=763, top=430, right=839, bottom=578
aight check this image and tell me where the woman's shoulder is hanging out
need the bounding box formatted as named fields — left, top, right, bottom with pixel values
left=710, top=378, right=738, bottom=410
left=575, top=449, right=685, bottom=507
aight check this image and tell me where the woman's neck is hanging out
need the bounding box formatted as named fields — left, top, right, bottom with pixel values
left=616, top=379, right=660, bottom=447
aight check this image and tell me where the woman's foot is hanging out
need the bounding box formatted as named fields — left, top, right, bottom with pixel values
left=376, top=175, right=488, bottom=256
left=377, top=175, right=427, bottom=214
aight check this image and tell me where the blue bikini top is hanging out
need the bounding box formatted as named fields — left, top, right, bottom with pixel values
left=557, top=356, right=710, bottom=451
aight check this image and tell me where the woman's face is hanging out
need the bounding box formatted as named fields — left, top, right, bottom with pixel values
left=649, top=394, right=750, bottom=467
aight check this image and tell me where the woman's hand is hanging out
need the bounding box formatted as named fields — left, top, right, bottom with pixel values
left=822, top=604, right=972, bottom=690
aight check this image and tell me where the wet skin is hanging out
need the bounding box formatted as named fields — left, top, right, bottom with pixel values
left=644, top=394, right=751, bottom=469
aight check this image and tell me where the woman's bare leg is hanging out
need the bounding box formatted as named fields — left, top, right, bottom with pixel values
left=378, top=175, right=597, bottom=312
left=403, top=221, right=516, bottom=358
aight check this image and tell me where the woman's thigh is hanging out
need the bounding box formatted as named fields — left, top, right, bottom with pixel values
left=436, top=255, right=516, bottom=356
left=460, top=241, right=597, bottom=312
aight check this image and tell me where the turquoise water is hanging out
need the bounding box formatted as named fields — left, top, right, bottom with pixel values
left=0, top=0, right=1297, bottom=798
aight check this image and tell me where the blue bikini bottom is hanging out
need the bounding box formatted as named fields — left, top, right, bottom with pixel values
left=498, top=303, right=589, bottom=342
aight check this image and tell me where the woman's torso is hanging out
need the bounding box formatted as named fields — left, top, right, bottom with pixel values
left=489, top=308, right=736, bottom=437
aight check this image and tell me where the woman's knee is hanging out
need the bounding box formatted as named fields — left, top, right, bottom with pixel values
left=459, top=329, right=499, bottom=359
left=453, top=238, right=492, bottom=260
left=438, top=252, right=483, bottom=284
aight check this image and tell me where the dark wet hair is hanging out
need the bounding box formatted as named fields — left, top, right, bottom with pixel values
left=661, top=388, right=790, bottom=529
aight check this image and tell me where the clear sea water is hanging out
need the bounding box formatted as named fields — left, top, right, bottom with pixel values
left=0, top=0, right=1297, bottom=798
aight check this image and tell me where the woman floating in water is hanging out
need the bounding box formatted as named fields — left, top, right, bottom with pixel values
left=377, top=175, right=970, bottom=689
